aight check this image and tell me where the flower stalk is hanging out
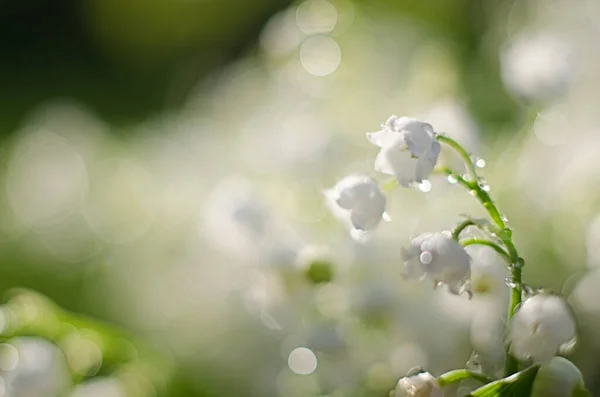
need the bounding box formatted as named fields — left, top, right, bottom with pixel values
left=436, top=369, right=494, bottom=387
left=438, top=134, right=523, bottom=376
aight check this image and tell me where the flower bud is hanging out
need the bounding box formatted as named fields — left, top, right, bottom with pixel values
left=531, top=357, right=587, bottom=397
left=507, top=293, right=576, bottom=362
left=324, top=175, right=386, bottom=236
left=401, top=232, right=471, bottom=296
left=393, top=372, right=442, bottom=397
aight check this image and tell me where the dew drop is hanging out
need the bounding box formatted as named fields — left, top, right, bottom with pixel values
left=481, top=184, right=490, bottom=192
left=418, top=180, right=432, bottom=192
left=420, top=251, right=433, bottom=265
left=447, top=174, right=458, bottom=184
left=475, top=158, right=487, bottom=168
left=503, top=228, right=513, bottom=238
left=522, top=283, right=534, bottom=298
left=382, top=212, right=392, bottom=222
left=501, top=214, right=509, bottom=222
left=466, top=351, right=482, bottom=371
left=559, top=336, right=578, bottom=355
left=505, top=278, right=518, bottom=289
left=469, top=190, right=478, bottom=197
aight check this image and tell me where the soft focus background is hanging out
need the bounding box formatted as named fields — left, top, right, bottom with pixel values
left=1, top=0, right=600, bottom=396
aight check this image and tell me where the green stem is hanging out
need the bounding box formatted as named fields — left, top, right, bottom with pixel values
left=437, top=134, right=523, bottom=377
left=437, top=135, right=478, bottom=182
left=452, top=219, right=476, bottom=240
left=437, top=369, right=494, bottom=387
left=459, top=238, right=511, bottom=264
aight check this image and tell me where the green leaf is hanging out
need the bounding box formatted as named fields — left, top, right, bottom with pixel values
left=468, top=365, right=540, bottom=397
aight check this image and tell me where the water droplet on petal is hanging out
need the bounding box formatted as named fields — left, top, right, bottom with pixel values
left=522, top=283, right=534, bottom=298
left=559, top=336, right=577, bottom=355
left=350, top=229, right=366, bottom=241
left=418, top=180, right=432, bottom=192
left=466, top=351, right=482, bottom=371
left=447, top=174, right=458, bottom=184
left=420, top=251, right=433, bottom=265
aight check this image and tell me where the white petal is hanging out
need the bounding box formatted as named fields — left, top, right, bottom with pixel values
left=374, top=145, right=416, bottom=187
left=366, top=129, right=398, bottom=148
left=402, top=122, right=436, bottom=157
left=415, top=142, right=441, bottom=182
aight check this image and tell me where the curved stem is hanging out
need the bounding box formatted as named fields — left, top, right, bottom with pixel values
left=437, top=135, right=478, bottom=182
left=438, top=135, right=523, bottom=377
left=460, top=238, right=511, bottom=264
left=452, top=219, right=476, bottom=240
left=437, top=369, right=494, bottom=387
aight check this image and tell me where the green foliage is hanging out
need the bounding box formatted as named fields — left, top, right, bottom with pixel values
left=467, top=365, right=539, bottom=397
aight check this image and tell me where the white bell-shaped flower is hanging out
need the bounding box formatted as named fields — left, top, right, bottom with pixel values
left=401, top=232, right=471, bottom=295
left=367, top=116, right=441, bottom=187
left=507, top=293, right=577, bottom=363
left=394, top=372, right=443, bottom=397
left=324, top=175, right=386, bottom=236
left=531, top=357, right=586, bottom=397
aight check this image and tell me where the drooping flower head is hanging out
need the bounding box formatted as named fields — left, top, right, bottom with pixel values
left=531, top=357, right=587, bottom=397
left=401, top=231, right=471, bottom=296
left=367, top=116, right=441, bottom=187
left=507, top=293, right=577, bottom=363
left=324, top=175, right=386, bottom=237
left=393, top=371, right=442, bottom=397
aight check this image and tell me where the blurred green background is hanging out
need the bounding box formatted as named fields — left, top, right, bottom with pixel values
left=1, top=0, right=600, bottom=396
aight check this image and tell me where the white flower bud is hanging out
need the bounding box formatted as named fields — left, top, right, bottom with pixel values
left=393, top=372, right=443, bottom=397
left=507, top=294, right=577, bottom=363
left=324, top=175, right=386, bottom=234
left=401, top=232, right=471, bottom=296
left=367, top=116, right=440, bottom=187
left=531, top=357, right=586, bottom=397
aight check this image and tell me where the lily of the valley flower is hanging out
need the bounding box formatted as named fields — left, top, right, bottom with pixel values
left=325, top=175, right=386, bottom=236
left=401, top=232, right=471, bottom=296
left=367, top=116, right=440, bottom=187
left=531, top=357, right=587, bottom=397
left=393, top=371, right=442, bottom=397
left=507, top=293, right=577, bottom=363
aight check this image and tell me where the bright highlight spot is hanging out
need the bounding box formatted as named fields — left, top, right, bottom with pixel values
left=296, top=0, right=338, bottom=34
left=288, top=347, right=317, bottom=375
left=419, top=251, right=433, bottom=265
left=418, top=180, right=432, bottom=192
left=300, top=36, right=341, bottom=76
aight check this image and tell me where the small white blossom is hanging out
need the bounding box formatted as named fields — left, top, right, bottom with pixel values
left=531, top=357, right=586, bottom=397
left=324, top=175, right=386, bottom=235
left=507, top=294, right=576, bottom=363
left=366, top=116, right=440, bottom=187
left=393, top=372, right=442, bottom=397
left=401, top=232, right=471, bottom=296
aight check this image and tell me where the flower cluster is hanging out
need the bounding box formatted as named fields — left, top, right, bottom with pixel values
left=325, top=115, right=585, bottom=397
left=326, top=116, right=471, bottom=296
